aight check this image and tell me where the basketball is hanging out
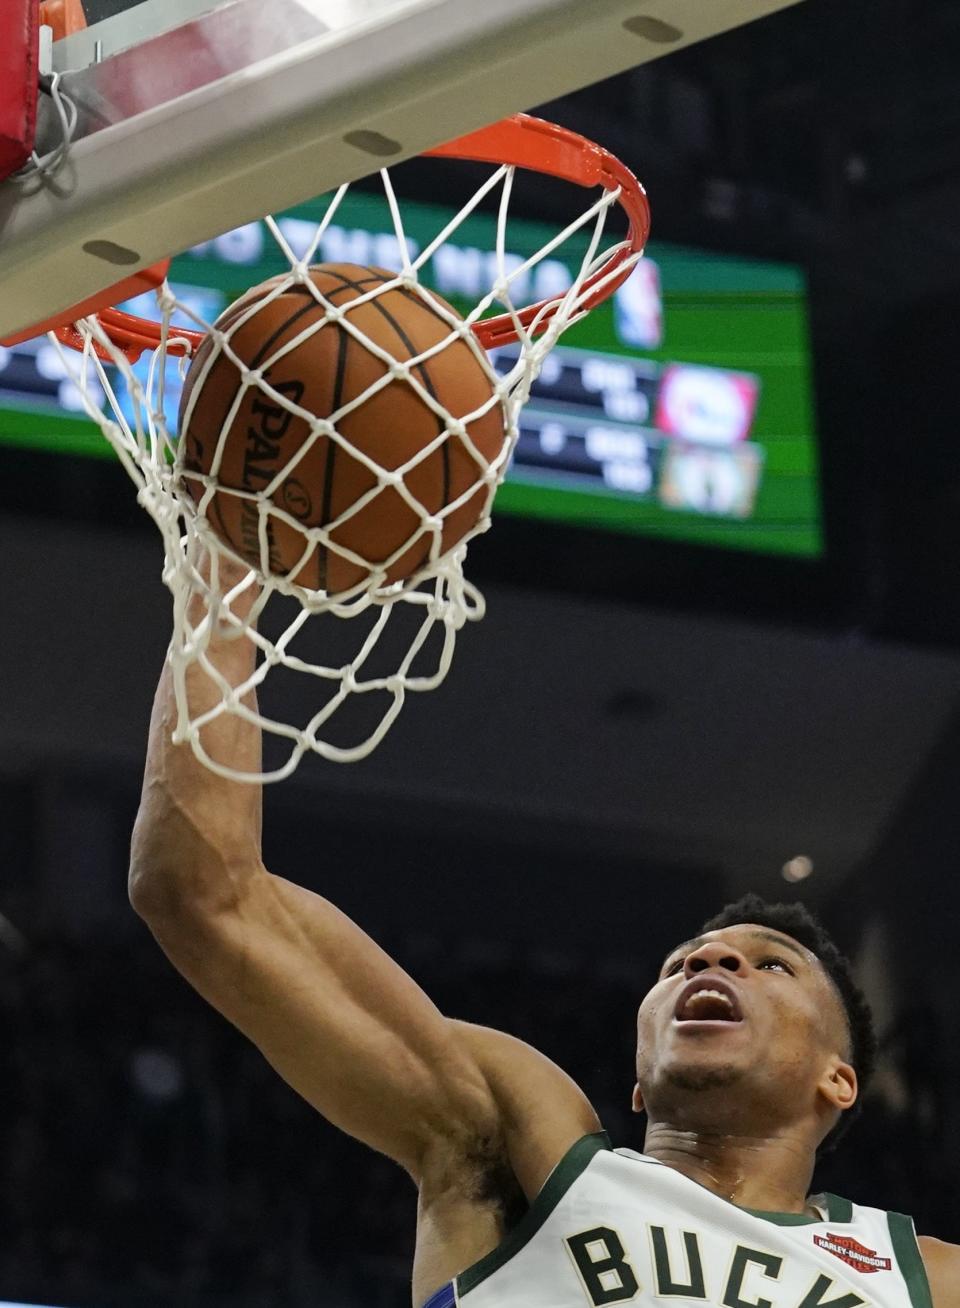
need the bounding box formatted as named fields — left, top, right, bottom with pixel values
left=177, top=263, right=507, bottom=594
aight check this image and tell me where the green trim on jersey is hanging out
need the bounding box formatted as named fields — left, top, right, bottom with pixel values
left=457, top=1132, right=612, bottom=1296
left=887, top=1211, right=934, bottom=1308
left=738, top=1192, right=853, bottom=1226
left=619, top=1149, right=856, bottom=1229
left=824, top=1193, right=855, bottom=1223
left=742, top=1209, right=820, bottom=1226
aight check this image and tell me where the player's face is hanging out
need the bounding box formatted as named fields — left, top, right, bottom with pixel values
left=632, top=923, right=855, bottom=1138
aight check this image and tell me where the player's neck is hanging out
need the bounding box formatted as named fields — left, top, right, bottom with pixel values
left=642, top=1120, right=818, bottom=1217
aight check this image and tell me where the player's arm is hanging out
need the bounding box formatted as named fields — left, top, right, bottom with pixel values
left=129, top=564, right=598, bottom=1186
left=450, top=1021, right=603, bottom=1196
left=918, top=1237, right=960, bottom=1308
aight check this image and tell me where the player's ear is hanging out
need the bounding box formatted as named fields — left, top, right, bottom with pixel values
left=819, top=1059, right=857, bottom=1114
left=631, top=1082, right=645, bottom=1114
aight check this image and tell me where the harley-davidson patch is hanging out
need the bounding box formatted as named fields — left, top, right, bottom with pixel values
left=814, top=1234, right=893, bottom=1274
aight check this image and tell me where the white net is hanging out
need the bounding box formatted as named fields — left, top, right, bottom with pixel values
left=53, top=157, right=639, bottom=781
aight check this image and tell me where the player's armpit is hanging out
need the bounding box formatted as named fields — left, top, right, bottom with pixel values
left=447, top=1020, right=603, bottom=1201
left=918, top=1236, right=960, bottom=1308
left=139, top=869, right=501, bottom=1181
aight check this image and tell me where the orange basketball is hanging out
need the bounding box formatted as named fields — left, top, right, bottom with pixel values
left=177, top=263, right=507, bottom=594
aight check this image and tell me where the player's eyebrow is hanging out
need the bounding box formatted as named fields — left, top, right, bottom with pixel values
left=750, top=930, right=808, bottom=962
left=659, top=929, right=809, bottom=974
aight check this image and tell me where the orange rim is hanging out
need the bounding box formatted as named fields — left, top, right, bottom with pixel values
left=19, top=114, right=649, bottom=364
left=427, top=115, right=650, bottom=350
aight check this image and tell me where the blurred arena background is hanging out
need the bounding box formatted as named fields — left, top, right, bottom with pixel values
left=2, top=0, right=960, bottom=1303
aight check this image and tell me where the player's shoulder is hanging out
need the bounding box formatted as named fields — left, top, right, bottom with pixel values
left=917, top=1236, right=960, bottom=1308
left=450, top=1019, right=601, bottom=1117
left=449, top=1020, right=602, bottom=1199
left=917, top=1233, right=960, bottom=1265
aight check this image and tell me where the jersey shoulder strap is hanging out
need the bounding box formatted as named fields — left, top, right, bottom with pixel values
left=422, top=1132, right=613, bottom=1308
left=458, top=1132, right=613, bottom=1295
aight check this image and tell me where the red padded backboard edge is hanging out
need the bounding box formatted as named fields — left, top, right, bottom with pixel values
left=0, top=0, right=40, bottom=181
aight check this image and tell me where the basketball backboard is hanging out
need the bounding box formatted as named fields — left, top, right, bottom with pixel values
left=0, top=0, right=806, bottom=341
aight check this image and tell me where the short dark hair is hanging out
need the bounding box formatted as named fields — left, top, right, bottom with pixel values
left=698, top=893, right=877, bottom=1153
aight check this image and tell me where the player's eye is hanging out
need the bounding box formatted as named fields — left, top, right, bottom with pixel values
left=758, top=956, right=793, bottom=974
left=663, top=958, right=684, bottom=977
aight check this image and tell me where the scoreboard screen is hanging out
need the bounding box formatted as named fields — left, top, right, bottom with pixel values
left=0, top=189, right=823, bottom=558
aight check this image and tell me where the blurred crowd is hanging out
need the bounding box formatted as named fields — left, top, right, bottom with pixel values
left=1, top=925, right=956, bottom=1308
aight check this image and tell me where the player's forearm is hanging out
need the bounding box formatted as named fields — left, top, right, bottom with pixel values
left=130, top=564, right=264, bottom=919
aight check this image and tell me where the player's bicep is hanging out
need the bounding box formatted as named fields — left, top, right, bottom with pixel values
left=143, top=870, right=498, bottom=1178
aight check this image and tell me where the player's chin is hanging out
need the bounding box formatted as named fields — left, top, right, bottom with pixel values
left=663, top=1032, right=753, bottom=1082
left=658, top=1021, right=751, bottom=1075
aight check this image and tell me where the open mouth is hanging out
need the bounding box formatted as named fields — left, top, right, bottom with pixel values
left=674, top=979, right=744, bottom=1024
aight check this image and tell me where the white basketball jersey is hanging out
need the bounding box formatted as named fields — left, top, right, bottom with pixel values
left=422, top=1133, right=932, bottom=1308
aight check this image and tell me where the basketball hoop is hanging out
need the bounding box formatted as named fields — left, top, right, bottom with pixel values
left=38, top=114, right=649, bottom=781
left=19, top=114, right=648, bottom=362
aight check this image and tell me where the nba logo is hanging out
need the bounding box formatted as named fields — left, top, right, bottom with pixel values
left=614, top=261, right=664, bottom=350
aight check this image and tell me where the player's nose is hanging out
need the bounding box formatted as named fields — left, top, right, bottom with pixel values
left=684, top=941, right=749, bottom=977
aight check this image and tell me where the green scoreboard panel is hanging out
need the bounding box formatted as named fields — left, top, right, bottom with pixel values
left=0, top=190, right=823, bottom=558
